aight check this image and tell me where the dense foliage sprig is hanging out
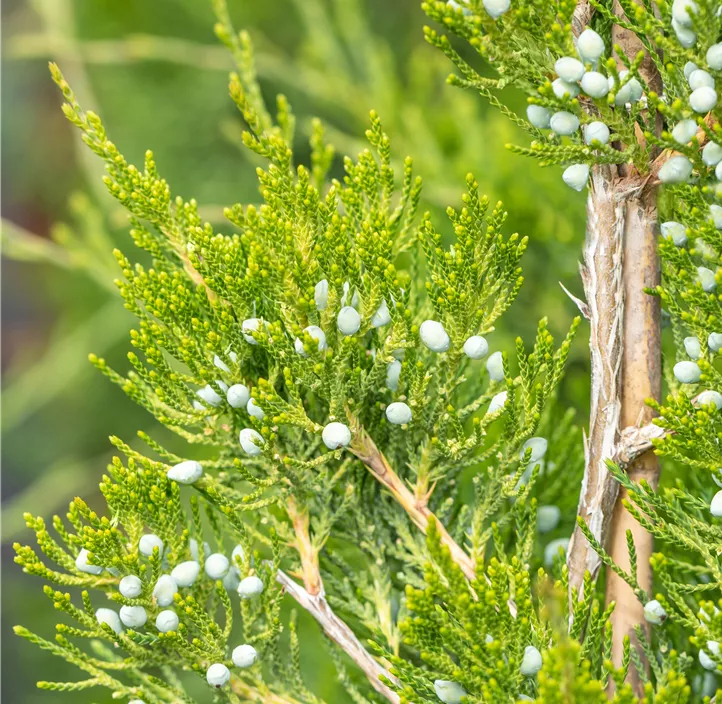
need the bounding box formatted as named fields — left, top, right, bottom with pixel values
left=13, top=2, right=586, bottom=702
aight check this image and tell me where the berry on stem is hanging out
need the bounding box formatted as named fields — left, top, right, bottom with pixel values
left=238, top=575, right=264, bottom=599
left=232, top=644, right=259, bottom=668
left=171, top=560, right=201, bottom=587
left=322, top=422, right=352, bottom=449
left=206, top=663, right=231, bottom=688
left=167, top=460, right=203, bottom=485
left=240, top=428, right=264, bottom=456
left=386, top=402, right=412, bottom=425
left=227, top=383, right=251, bottom=408
left=419, top=320, right=450, bottom=352
left=156, top=609, right=179, bottom=633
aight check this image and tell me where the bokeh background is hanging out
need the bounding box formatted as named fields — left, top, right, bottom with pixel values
left=1, top=0, right=588, bottom=701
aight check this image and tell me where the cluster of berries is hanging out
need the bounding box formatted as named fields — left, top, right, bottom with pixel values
left=524, top=8, right=722, bottom=193
left=77, top=529, right=263, bottom=691
left=206, top=284, right=507, bottom=457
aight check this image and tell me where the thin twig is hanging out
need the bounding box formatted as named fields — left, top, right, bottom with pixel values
left=283, top=497, right=399, bottom=702
left=276, top=570, right=400, bottom=704
left=349, top=428, right=518, bottom=618
left=350, top=429, right=476, bottom=580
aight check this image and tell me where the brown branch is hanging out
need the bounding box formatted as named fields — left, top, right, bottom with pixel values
left=606, top=186, right=660, bottom=692
left=601, top=4, right=662, bottom=693
left=350, top=428, right=519, bottom=618
left=565, top=161, right=661, bottom=699
left=276, top=570, right=400, bottom=704
left=614, top=389, right=710, bottom=466
left=350, top=429, right=476, bottom=581
left=283, top=496, right=398, bottom=702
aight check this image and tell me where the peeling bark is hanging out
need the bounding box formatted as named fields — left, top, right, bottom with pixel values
left=606, top=190, right=661, bottom=686
left=567, top=164, right=626, bottom=596
left=615, top=390, right=709, bottom=466
left=566, top=1, right=662, bottom=693
left=571, top=0, right=594, bottom=37
left=566, top=167, right=660, bottom=693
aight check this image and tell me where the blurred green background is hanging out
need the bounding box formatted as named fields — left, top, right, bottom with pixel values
left=1, top=0, right=588, bottom=701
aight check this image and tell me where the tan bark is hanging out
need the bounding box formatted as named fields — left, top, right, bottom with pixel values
left=606, top=191, right=661, bottom=686
left=615, top=390, right=710, bottom=466
left=566, top=1, right=662, bottom=694
left=566, top=159, right=660, bottom=698
left=571, top=0, right=594, bottom=37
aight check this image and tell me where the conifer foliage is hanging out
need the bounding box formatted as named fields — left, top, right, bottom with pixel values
left=14, top=0, right=722, bottom=702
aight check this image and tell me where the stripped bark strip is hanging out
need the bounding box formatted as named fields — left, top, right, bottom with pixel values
left=276, top=569, right=400, bottom=704
left=567, top=164, right=626, bottom=598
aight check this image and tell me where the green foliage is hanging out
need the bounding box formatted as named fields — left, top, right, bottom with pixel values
left=13, top=2, right=583, bottom=702
left=373, top=523, right=702, bottom=703
left=422, top=0, right=722, bottom=180
left=17, top=0, right=722, bottom=700
left=15, top=476, right=289, bottom=702
left=415, top=0, right=722, bottom=700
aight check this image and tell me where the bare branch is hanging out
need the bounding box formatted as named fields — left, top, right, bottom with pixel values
left=574, top=4, right=663, bottom=692
left=276, top=570, right=400, bottom=704
left=605, top=186, right=660, bottom=691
